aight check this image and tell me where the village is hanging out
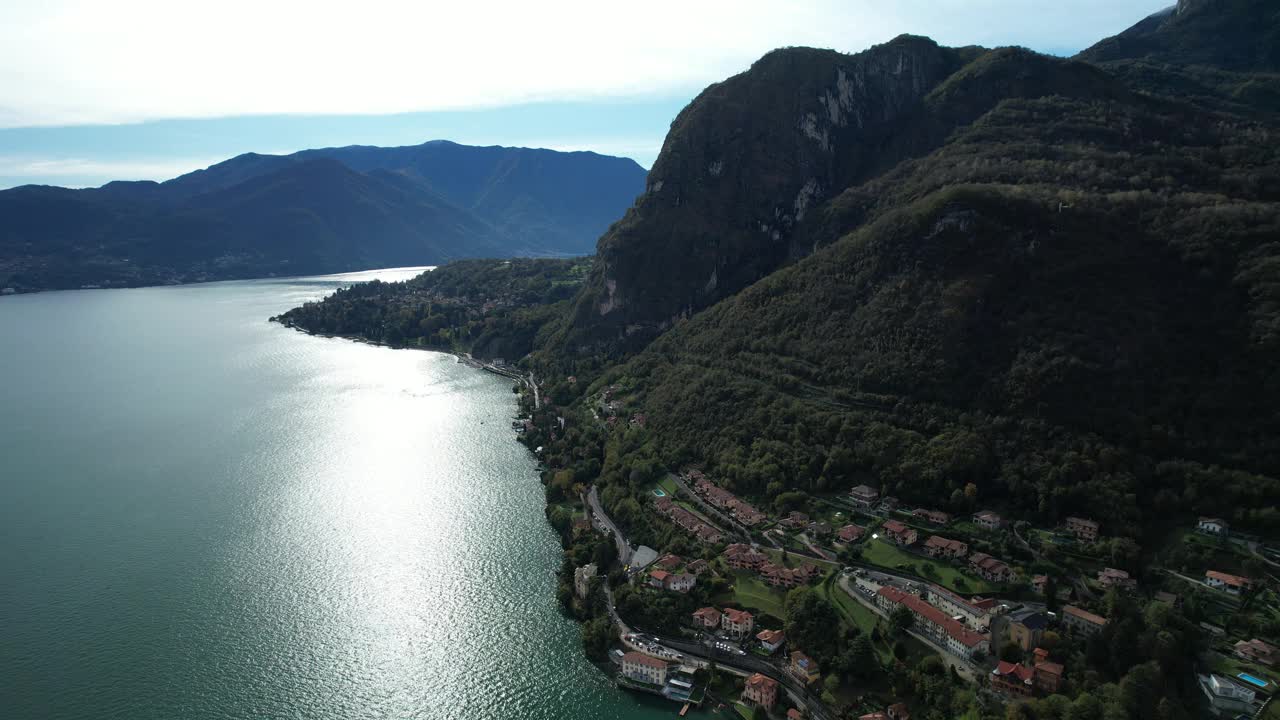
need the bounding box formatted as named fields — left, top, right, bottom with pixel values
left=558, top=462, right=1280, bottom=720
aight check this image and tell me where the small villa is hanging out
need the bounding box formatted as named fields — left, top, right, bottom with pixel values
left=973, top=510, right=1004, bottom=530
left=757, top=628, right=785, bottom=654
left=1205, top=570, right=1253, bottom=595
left=881, top=520, right=918, bottom=546
left=1197, top=517, right=1230, bottom=536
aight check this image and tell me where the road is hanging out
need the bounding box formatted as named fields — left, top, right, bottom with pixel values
left=587, top=486, right=634, bottom=567
left=653, top=636, right=831, bottom=720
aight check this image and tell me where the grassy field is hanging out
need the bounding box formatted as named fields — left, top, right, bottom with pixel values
left=861, top=538, right=997, bottom=594
left=657, top=476, right=680, bottom=496
left=729, top=572, right=789, bottom=619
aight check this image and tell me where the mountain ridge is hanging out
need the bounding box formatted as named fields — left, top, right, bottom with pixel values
left=0, top=141, right=646, bottom=292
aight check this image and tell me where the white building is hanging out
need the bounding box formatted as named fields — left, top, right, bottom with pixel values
left=621, top=651, right=669, bottom=686
left=1198, top=674, right=1257, bottom=717
left=1197, top=517, right=1229, bottom=536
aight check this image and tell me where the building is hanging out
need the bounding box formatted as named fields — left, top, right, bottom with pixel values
left=789, top=651, right=821, bottom=685
left=973, top=510, right=1004, bottom=531
left=1031, top=574, right=1048, bottom=595
left=693, top=477, right=767, bottom=527
left=837, top=524, right=866, bottom=543
left=923, top=535, right=969, bottom=561
left=875, top=586, right=990, bottom=660
left=1199, top=674, right=1258, bottom=717
left=574, top=563, right=597, bottom=600
left=783, top=511, right=810, bottom=529
left=808, top=521, right=833, bottom=538
left=1033, top=650, right=1065, bottom=694
left=1065, top=517, right=1099, bottom=543
left=760, top=562, right=820, bottom=589
left=968, top=552, right=1013, bottom=583
left=722, top=608, right=755, bottom=639
left=1062, top=605, right=1107, bottom=636
left=723, top=543, right=768, bottom=571
left=1197, top=517, right=1230, bottom=536
left=757, top=629, right=785, bottom=654
left=668, top=573, right=697, bottom=593
left=1098, top=567, right=1137, bottom=590
left=1154, top=590, right=1180, bottom=607
left=1234, top=638, right=1277, bottom=666
left=686, top=559, right=709, bottom=575
left=655, top=554, right=683, bottom=571
left=742, top=673, right=779, bottom=710
left=648, top=569, right=672, bottom=589
left=1205, top=570, right=1253, bottom=595
left=887, top=703, right=911, bottom=720
left=849, top=484, right=880, bottom=509
left=912, top=508, right=951, bottom=525
left=926, top=585, right=994, bottom=629
left=1005, top=609, right=1049, bottom=651
left=788, top=710, right=805, bottom=720
left=621, top=651, right=669, bottom=686
left=991, top=661, right=1035, bottom=697
left=881, top=520, right=918, bottom=546
left=692, top=607, right=722, bottom=630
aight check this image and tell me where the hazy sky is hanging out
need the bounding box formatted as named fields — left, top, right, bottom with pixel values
left=0, top=0, right=1172, bottom=188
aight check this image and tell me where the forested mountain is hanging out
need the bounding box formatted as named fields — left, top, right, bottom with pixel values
left=0, top=141, right=645, bottom=292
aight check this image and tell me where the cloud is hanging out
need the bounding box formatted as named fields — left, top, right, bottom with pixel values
left=0, top=0, right=1171, bottom=128
left=0, top=155, right=224, bottom=187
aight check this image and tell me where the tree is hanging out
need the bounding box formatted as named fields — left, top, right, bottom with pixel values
left=891, top=604, right=915, bottom=635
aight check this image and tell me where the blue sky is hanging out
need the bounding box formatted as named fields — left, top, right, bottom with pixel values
left=0, top=1, right=1173, bottom=189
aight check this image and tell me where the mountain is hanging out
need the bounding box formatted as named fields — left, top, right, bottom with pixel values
left=1076, top=0, right=1280, bottom=113
left=0, top=141, right=646, bottom=292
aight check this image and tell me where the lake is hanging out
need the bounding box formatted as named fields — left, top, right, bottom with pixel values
left=0, top=270, right=669, bottom=719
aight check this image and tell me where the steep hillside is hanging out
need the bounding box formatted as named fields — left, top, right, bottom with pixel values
left=0, top=142, right=645, bottom=292
left=1077, top=0, right=1280, bottom=114
left=596, top=85, right=1280, bottom=535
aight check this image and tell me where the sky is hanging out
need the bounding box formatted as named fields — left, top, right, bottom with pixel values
left=0, top=0, right=1173, bottom=189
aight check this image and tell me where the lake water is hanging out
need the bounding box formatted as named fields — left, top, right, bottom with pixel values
left=0, top=270, right=668, bottom=719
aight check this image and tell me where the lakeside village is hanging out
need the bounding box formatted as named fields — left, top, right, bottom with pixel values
left=516, top=389, right=1280, bottom=719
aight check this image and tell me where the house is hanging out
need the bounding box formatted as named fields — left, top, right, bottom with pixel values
left=723, top=543, right=768, bottom=571
left=991, top=661, right=1035, bottom=697
left=1005, top=609, right=1049, bottom=651
left=789, top=651, right=821, bottom=685
left=788, top=710, right=805, bottom=720
left=875, top=586, right=990, bottom=660
left=574, top=563, right=597, bottom=600
left=1031, top=574, right=1048, bottom=595
left=968, top=552, right=1013, bottom=583
left=686, top=559, right=710, bottom=576
left=912, top=508, right=951, bottom=525
left=1062, top=605, right=1108, bottom=636
left=648, top=569, right=672, bottom=589
left=722, top=608, right=755, bottom=639
left=757, top=629, right=786, bottom=654
left=887, top=702, right=911, bottom=720
left=849, top=484, right=880, bottom=509
left=621, top=651, right=669, bottom=686
left=881, top=520, right=918, bottom=546
left=923, top=535, right=969, bottom=561
left=742, top=673, right=779, bottom=710
left=655, top=554, right=683, bottom=571
left=1033, top=649, right=1065, bottom=694
left=973, top=510, right=1004, bottom=531
left=760, top=561, right=819, bottom=589
left=881, top=496, right=901, bottom=511
left=1234, top=638, right=1277, bottom=666
left=1197, top=517, right=1230, bottom=536
left=692, top=607, right=722, bottom=630
left=808, top=521, right=833, bottom=538
left=1199, top=674, right=1258, bottom=717
left=1098, top=567, right=1137, bottom=590
left=783, top=511, right=811, bottom=529
left=1154, top=590, right=1180, bottom=607
left=1205, top=570, right=1253, bottom=595
left=1065, top=517, right=1099, bottom=543
left=668, top=573, right=697, bottom=593
left=837, top=524, right=866, bottom=544
left=860, top=714, right=889, bottom=720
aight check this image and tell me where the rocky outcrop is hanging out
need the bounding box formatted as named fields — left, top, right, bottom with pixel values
left=560, top=36, right=976, bottom=352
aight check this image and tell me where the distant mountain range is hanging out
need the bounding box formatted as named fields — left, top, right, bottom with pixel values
left=0, top=141, right=647, bottom=291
